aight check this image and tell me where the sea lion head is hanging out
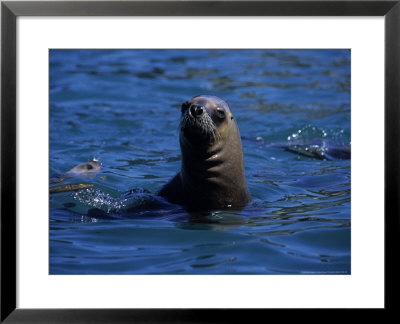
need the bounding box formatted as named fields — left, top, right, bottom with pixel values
left=179, top=95, right=235, bottom=150
left=65, top=160, right=102, bottom=178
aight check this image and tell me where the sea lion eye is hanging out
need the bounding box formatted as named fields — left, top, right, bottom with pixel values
left=216, top=108, right=225, bottom=119
left=181, top=102, right=190, bottom=114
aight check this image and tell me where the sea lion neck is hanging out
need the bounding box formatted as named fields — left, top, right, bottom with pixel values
left=180, top=141, right=224, bottom=171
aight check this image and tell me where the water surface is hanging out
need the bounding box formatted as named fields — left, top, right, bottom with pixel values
left=50, top=49, right=350, bottom=274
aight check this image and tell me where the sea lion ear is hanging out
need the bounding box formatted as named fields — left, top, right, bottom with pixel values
left=181, top=102, right=190, bottom=113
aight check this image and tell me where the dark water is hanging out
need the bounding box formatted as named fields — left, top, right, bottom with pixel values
left=49, top=49, right=350, bottom=274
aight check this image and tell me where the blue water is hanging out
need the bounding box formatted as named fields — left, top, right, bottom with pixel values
left=49, top=49, right=350, bottom=274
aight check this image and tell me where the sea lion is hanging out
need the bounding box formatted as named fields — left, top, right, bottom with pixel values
left=50, top=160, right=102, bottom=184
left=49, top=160, right=102, bottom=193
left=157, top=95, right=251, bottom=211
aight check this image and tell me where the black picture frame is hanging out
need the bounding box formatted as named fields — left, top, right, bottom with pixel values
left=1, top=0, right=399, bottom=322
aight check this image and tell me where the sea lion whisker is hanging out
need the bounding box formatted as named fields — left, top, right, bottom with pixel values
left=180, top=109, right=220, bottom=143
left=198, top=113, right=220, bottom=143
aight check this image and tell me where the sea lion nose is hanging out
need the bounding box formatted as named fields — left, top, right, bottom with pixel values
left=189, top=105, right=205, bottom=118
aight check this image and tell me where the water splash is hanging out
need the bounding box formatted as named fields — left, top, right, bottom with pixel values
left=287, top=125, right=339, bottom=142
left=72, top=188, right=153, bottom=213
left=286, top=125, right=350, bottom=160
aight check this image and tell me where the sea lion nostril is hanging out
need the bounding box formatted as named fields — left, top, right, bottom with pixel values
left=196, top=107, right=204, bottom=116
left=190, top=105, right=204, bottom=117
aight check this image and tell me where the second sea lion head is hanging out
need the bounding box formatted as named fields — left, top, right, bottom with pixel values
left=65, top=160, right=102, bottom=178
